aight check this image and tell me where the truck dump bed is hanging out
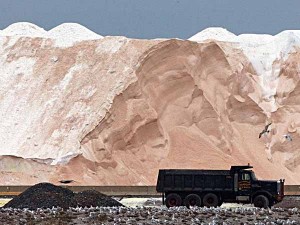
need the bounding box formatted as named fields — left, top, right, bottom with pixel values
left=156, top=169, right=234, bottom=192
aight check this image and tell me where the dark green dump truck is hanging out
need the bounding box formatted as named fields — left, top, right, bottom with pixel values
left=156, top=165, right=284, bottom=208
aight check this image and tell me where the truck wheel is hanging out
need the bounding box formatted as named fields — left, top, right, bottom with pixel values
left=203, top=193, right=219, bottom=207
left=184, top=194, right=201, bottom=208
left=269, top=201, right=274, bottom=208
left=166, top=193, right=182, bottom=207
left=253, top=195, right=269, bottom=208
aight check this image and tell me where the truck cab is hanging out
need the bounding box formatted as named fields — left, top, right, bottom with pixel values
left=233, top=166, right=284, bottom=207
left=231, top=165, right=284, bottom=207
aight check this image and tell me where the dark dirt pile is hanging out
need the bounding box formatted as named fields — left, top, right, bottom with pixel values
left=3, top=183, right=123, bottom=210
left=72, top=190, right=123, bottom=207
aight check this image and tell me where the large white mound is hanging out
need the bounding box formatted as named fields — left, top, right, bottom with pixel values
left=189, top=27, right=237, bottom=42
left=1, top=22, right=47, bottom=37
left=0, top=22, right=103, bottom=47
left=48, top=23, right=103, bottom=47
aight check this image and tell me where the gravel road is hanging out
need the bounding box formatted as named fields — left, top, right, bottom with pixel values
left=0, top=205, right=299, bottom=225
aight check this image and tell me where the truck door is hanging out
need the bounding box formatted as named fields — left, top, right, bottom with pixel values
left=238, top=171, right=251, bottom=194
left=233, top=171, right=252, bottom=202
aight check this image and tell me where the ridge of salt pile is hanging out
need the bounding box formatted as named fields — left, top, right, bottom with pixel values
left=189, top=27, right=237, bottom=42
left=48, top=23, right=103, bottom=47
left=0, top=22, right=103, bottom=47
left=189, top=27, right=300, bottom=46
left=1, top=22, right=47, bottom=37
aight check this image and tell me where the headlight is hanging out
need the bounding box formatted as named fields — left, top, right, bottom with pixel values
left=277, top=180, right=281, bottom=194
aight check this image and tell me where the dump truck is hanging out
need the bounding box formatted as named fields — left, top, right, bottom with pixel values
left=156, top=165, right=284, bottom=208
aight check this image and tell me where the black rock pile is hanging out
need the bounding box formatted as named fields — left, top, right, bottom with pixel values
left=72, top=189, right=123, bottom=207
left=3, top=183, right=123, bottom=210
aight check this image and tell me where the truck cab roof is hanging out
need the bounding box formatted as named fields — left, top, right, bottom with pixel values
left=230, top=165, right=253, bottom=171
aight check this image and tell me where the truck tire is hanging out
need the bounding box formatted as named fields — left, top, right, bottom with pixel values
left=184, top=194, right=201, bottom=208
left=166, top=193, right=182, bottom=207
left=203, top=193, right=219, bottom=207
left=253, top=195, right=269, bottom=208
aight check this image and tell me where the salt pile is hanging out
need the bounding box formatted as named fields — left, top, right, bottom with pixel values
left=48, top=23, right=103, bottom=47
left=189, top=27, right=237, bottom=42
left=189, top=28, right=300, bottom=72
left=189, top=28, right=300, bottom=112
left=188, top=28, right=300, bottom=62
left=1, top=22, right=47, bottom=37
left=0, top=22, right=103, bottom=47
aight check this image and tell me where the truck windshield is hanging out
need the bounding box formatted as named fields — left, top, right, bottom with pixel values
left=251, top=171, right=257, bottom=180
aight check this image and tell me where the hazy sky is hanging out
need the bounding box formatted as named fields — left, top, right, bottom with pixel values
left=1, top=0, right=300, bottom=39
